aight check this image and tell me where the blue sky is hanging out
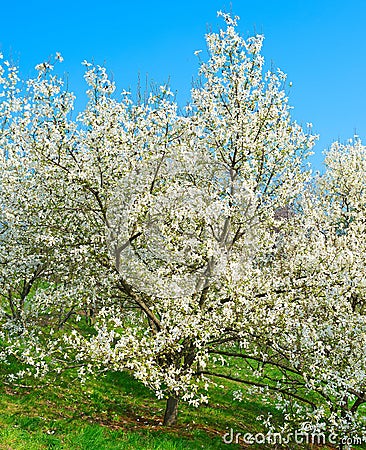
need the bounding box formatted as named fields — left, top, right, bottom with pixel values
left=1, top=0, right=365, bottom=170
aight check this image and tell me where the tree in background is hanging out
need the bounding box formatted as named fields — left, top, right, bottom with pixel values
left=207, top=138, right=366, bottom=440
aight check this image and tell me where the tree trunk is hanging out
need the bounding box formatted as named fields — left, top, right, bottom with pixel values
left=163, top=395, right=179, bottom=426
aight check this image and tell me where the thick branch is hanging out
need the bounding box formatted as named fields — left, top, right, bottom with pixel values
left=199, top=370, right=316, bottom=409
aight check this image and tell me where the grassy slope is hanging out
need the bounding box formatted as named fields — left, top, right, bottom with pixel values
left=0, top=368, right=349, bottom=450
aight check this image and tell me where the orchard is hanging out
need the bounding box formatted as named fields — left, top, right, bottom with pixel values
left=0, top=12, right=365, bottom=448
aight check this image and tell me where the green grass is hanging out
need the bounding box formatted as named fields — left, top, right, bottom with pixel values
left=0, top=370, right=231, bottom=449
left=0, top=369, right=236, bottom=449
left=0, top=368, right=363, bottom=449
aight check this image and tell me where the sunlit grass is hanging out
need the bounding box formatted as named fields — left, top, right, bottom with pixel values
left=0, top=367, right=357, bottom=449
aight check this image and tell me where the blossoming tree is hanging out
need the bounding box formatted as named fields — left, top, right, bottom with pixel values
left=2, top=12, right=364, bottom=440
